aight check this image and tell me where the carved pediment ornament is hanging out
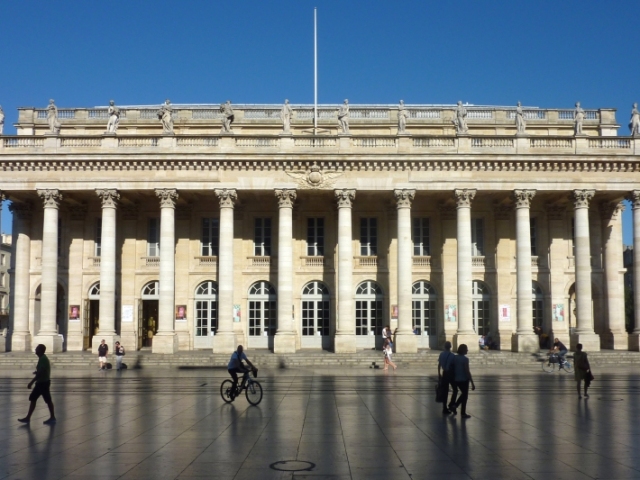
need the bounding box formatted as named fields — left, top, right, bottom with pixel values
left=155, top=188, right=179, bottom=208
left=38, top=189, right=62, bottom=209
left=572, top=189, right=595, bottom=209
left=335, top=189, right=356, bottom=208
left=96, top=189, right=120, bottom=209
left=513, top=189, right=536, bottom=209
left=275, top=188, right=297, bottom=208
left=394, top=189, right=416, bottom=208
left=215, top=188, right=238, bottom=208
left=285, top=164, right=343, bottom=189
left=454, top=188, right=476, bottom=208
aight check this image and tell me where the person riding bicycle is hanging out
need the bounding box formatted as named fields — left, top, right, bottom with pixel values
left=550, top=338, right=568, bottom=367
left=227, top=345, right=256, bottom=395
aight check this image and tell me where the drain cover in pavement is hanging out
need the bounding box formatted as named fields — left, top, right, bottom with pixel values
left=270, top=460, right=315, bottom=472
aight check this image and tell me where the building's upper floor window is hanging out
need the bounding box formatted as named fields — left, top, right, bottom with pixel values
left=0, top=272, right=5, bottom=287
left=148, top=218, right=159, bottom=257
left=307, top=218, right=324, bottom=256
left=530, top=217, right=537, bottom=256
left=95, top=218, right=102, bottom=257
left=201, top=218, right=219, bottom=256
left=412, top=217, right=430, bottom=256
left=0, top=254, right=5, bottom=266
left=471, top=218, right=484, bottom=256
left=254, top=218, right=272, bottom=256
left=360, top=218, right=377, bottom=256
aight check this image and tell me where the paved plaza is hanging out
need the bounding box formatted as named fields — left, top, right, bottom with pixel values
left=1, top=364, right=640, bottom=480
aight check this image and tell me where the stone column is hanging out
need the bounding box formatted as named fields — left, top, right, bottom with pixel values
left=213, top=189, right=237, bottom=354
left=93, top=189, right=120, bottom=352
left=34, top=189, right=63, bottom=353
left=453, top=188, right=478, bottom=351
left=394, top=188, right=417, bottom=353
left=274, top=189, right=297, bottom=353
left=601, top=201, right=626, bottom=350
left=512, top=190, right=538, bottom=352
left=334, top=189, right=356, bottom=353
left=153, top=188, right=179, bottom=354
left=572, top=189, right=600, bottom=351
left=9, top=202, right=32, bottom=351
left=630, top=191, right=640, bottom=350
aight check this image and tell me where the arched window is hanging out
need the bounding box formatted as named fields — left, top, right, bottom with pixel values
left=472, top=281, right=490, bottom=335
left=195, top=281, right=218, bottom=337
left=532, top=282, right=544, bottom=328
left=248, top=281, right=276, bottom=337
left=89, top=282, right=100, bottom=299
left=301, top=281, right=330, bottom=336
left=355, top=281, right=383, bottom=336
left=412, top=281, right=437, bottom=335
left=142, top=281, right=159, bottom=299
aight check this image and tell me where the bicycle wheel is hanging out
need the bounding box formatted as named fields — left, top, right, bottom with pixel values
left=220, top=380, right=235, bottom=403
left=562, top=361, right=574, bottom=374
left=245, top=380, right=263, bottom=405
left=542, top=359, right=556, bottom=373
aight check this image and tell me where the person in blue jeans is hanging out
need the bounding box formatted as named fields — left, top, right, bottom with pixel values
left=227, top=345, right=256, bottom=395
left=437, top=341, right=456, bottom=415
left=450, top=344, right=476, bottom=418
left=551, top=338, right=568, bottom=367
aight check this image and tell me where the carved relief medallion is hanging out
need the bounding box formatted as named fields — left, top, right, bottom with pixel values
left=286, top=164, right=342, bottom=189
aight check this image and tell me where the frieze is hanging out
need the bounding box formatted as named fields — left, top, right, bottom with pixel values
left=285, top=164, right=343, bottom=189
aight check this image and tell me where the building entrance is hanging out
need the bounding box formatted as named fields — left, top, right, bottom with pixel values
left=300, top=281, right=331, bottom=350
left=139, top=281, right=159, bottom=349
left=355, top=281, right=384, bottom=349
left=247, top=281, right=276, bottom=350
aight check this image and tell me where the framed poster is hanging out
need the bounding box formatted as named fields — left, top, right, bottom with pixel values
left=552, top=304, right=565, bottom=322
left=499, top=304, right=511, bottom=322
left=391, top=305, right=398, bottom=320
left=121, top=305, right=134, bottom=322
left=176, top=305, right=187, bottom=321
left=233, top=305, right=241, bottom=323
left=445, top=304, right=457, bottom=322
left=69, top=305, right=80, bottom=320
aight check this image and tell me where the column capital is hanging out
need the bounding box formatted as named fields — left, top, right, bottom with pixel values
left=9, top=202, right=32, bottom=220
left=96, top=189, right=120, bottom=208
left=513, top=189, right=536, bottom=208
left=572, top=189, right=595, bottom=209
left=155, top=188, right=179, bottom=208
left=215, top=188, right=238, bottom=208
left=275, top=188, right=297, bottom=208
left=600, top=201, right=624, bottom=221
left=628, top=190, right=640, bottom=209
left=335, top=189, right=356, bottom=208
left=37, top=189, right=62, bottom=209
left=394, top=188, right=416, bottom=208
left=454, top=188, right=476, bottom=208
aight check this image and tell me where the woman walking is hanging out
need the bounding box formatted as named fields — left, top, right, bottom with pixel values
left=574, top=343, right=592, bottom=398
left=450, top=344, right=475, bottom=418
left=383, top=339, right=397, bottom=372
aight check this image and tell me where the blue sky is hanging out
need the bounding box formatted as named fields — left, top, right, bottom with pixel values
left=1, top=1, right=639, bottom=242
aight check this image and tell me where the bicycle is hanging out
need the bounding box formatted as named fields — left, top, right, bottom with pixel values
left=542, top=353, right=574, bottom=373
left=220, top=369, right=263, bottom=406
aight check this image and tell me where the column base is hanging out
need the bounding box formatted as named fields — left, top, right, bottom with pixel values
left=33, top=334, right=63, bottom=353
left=394, top=332, right=418, bottom=353
left=273, top=333, right=297, bottom=354
left=10, top=333, right=32, bottom=352
left=511, top=333, right=540, bottom=353
left=91, top=334, right=120, bottom=354
left=152, top=333, right=179, bottom=354
left=213, top=332, right=237, bottom=354
left=119, top=332, right=138, bottom=353
left=453, top=333, right=479, bottom=352
left=334, top=334, right=356, bottom=353
left=570, top=333, right=601, bottom=352
left=628, top=333, right=640, bottom=351
left=600, top=332, right=629, bottom=350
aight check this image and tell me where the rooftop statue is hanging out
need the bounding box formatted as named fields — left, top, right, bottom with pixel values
left=630, top=102, right=640, bottom=137
left=47, top=99, right=61, bottom=134
left=574, top=102, right=584, bottom=136
left=338, top=99, right=349, bottom=134
left=398, top=100, right=408, bottom=134
left=515, top=101, right=526, bottom=135
left=220, top=100, right=234, bottom=133
left=281, top=99, right=293, bottom=134
left=157, top=99, right=173, bottom=134
left=0, top=105, right=4, bottom=136
left=106, top=100, right=120, bottom=134
left=453, top=101, right=468, bottom=134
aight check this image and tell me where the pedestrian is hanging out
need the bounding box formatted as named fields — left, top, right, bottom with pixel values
left=383, top=339, right=397, bottom=371
left=382, top=325, right=393, bottom=350
left=18, top=344, right=56, bottom=425
left=437, top=341, right=456, bottom=414
left=450, top=344, right=475, bottom=418
left=98, top=339, right=108, bottom=370
left=573, top=343, right=592, bottom=398
left=115, top=341, right=125, bottom=371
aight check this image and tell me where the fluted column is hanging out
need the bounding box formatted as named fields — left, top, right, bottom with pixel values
left=153, top=188, right=179, bottom=354
left=334, top=189, right=356, bottom=353
left=572, top=189, right=599, bottom=351
left=453, top=188, right=478, bottom=351
left=93, top=189, right=120, bottom=352
left=630, top=191, right=640, bottom=350
left=213, top=189, right=237, bottom=354
left=34, top=189, right=63, bottom=352
left=601, top=201, right=626, bottom=349
left=274, top=189, right=297, bottom=353
left=394, top=188, right=417, bottom=352
left=9, top=203, right=33, bottom=351
left=512, top=190, right=538, bottom=352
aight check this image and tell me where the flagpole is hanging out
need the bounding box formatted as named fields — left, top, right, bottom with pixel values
left=314, top=7, right=318, bottom=136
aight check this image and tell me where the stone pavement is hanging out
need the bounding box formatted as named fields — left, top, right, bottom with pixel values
left=1, top=364, right=640, bottom=480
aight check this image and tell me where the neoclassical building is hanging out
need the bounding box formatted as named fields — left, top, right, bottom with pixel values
left=1, top=100, right=640, bottom=355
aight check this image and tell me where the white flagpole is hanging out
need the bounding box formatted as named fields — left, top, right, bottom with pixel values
left=314, top=7, right=318, bottom=136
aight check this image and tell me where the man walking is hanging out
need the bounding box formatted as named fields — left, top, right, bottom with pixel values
left=18, top=344, right=56, bottom=425
left=437, top=341, right=457, bottom=415
left=98, top=339, right=108, bottom=370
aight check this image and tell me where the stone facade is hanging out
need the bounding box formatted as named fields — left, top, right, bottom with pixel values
left=1, top=102, right=639, bottom=354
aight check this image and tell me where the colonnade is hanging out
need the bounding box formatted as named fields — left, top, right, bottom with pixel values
left=5, top=186, right=640, bottom=354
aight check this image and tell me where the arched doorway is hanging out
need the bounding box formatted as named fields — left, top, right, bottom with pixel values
left=139, top=281, right=159, bottom=349
left=355, top=281, right=383, bottom=349
left=532, top=282, right=544, bottom=329
left=472, top=281, right=490, bottom=336
left=83, top=282, right=100, bottom=350
left=247, top=281, right=276, bottom=349
left=194, top=280, right=218, bottom=349
left=412, top=281, right=438, bottom=349
left=301, top=281, right=330, bottom=350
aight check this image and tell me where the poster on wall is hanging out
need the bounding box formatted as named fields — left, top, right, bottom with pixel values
left=391, top=305, right=398, bottom=320
left=499, top=304, right=511, bottom=322
left=233, top=305, right=241, bottom=323
left=552, top=304, right=565, bottom=322
left=121, top=305, right=134, bottom=322
left=69, top=305, right=80, bottom=320
left=175, top=305, right=187, bottom=321
left=445, top=304, right=457, bottom=322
